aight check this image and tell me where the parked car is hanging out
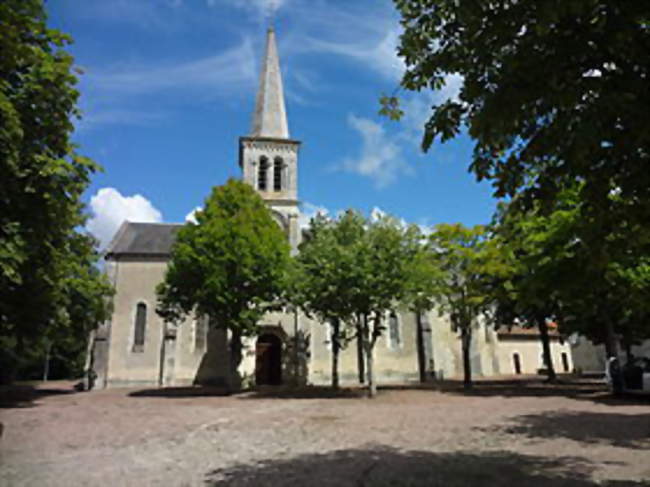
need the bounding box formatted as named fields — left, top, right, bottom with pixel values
left=606, top=356, right=650, bottom=395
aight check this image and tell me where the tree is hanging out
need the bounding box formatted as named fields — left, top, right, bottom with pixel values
left=291, top=212, right=365, bottom=389
left=0, top=1, right=110, bottom=381
left=492, top=190, right=583, bottom=381
left=156, top=179, right=291, bottom=390
left=493, top=184, right=650, bottom=363
left=390, top=1, right=649, bottom=222
left=401, top=231, right=442, bottom=382
left=350, top=213, right=423, bottom=397
left=429, top=223, right=506, bottom=389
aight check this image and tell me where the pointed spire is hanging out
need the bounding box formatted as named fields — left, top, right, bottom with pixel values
left=251, top=28, right=289, bottom=139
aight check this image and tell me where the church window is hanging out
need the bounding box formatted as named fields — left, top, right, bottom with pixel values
left=324, top=320, right=332, bottom=351
left=273, top=157, right=283, bottom=191
left=388, top=311, right=402, bottom=348
left=133, top=302, right=147, bottom=352
left=258, top=156, right=269, bottom=191
left=194, top=315, right=208, bottom=352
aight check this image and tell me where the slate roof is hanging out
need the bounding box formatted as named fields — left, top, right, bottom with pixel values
left=105, top=222, right=182, bottom=258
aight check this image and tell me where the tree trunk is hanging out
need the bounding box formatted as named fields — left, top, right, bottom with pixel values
left=228, top=329, right=243, bottom=392
left=84, top=329, right=96, bottom=390
left=416, top=311, right=426, bottom=383
left=43, top=341, right=51, bottom=382
left=604, top=319, right=619, bottom=359
left=363, top=314, right=376, bottom=397
left=365, top=342, right=375, bottom=397
left=331, top=318, right=340, bottom=390
left=537, top=318, right=557, bottom=382
left=356, top=319, right=365, bottom=384
left=461, top=326, right=472, bottom=390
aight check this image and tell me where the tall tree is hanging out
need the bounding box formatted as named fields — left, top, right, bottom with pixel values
left=492, top=191, right=583, bottom=381
left=0, top=1, right=110, bottom=381
left=291, top=212, right=365, bottom=389
left=352, top=214, right=423, bottom=397
left=401, top=232, right=442, bottom=382
left=390, top=1, right=650, bottom=358
left=156, top=179, right=291, bottom=390
left=429, top=224, right=506, bottom=389
left=390, top=1, right=649, bottom=221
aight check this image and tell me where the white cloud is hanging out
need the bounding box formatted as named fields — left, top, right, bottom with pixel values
left=87, top=188, right=163, bottom=249
left=341, top=114, right=412, bottom=189
left=88, top=39, right=256, bottom=99
left=71, top=1, right=175, bottom=30
left=298, top=202, right=329, bottom=229
left=185, top=206, right=202, bottom=224
left=299, top=28, right=403, bottom=81
left=76, top=109, right=168, bottom=132
left=219, top=0, right=289, bottom=18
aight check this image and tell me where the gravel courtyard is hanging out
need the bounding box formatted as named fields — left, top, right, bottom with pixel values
left=1, top=378, right=649, bottom=486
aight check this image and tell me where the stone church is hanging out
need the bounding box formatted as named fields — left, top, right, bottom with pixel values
left=91, top=28, right=573, bottom=389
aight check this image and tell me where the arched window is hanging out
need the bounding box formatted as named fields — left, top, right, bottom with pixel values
left=194, top=315, right=208, bottom=352
left=388, top=311, right=401, bottom=348
left=258, top=156, right=269, bottom=191
left=133, top=303, right=147, bottom=352
left=513, top=353, right=522, bottom=374
left=273, top=157, right=283, bottom=192
left=561, top=352, right=570, bottom=372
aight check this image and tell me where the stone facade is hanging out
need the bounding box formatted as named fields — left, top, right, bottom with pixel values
left=92, top=28, right=577, bottom=389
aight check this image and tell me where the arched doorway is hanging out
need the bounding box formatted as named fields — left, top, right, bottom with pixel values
left=255, top=334, right=282, bottom=385
left=513, top=353, right=522, bottom=375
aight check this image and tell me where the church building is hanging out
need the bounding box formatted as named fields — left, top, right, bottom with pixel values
left=91, top=29, right=573, bottom=389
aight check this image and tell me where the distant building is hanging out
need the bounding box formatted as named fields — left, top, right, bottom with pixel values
left=91, top=29, right=574, bottom=389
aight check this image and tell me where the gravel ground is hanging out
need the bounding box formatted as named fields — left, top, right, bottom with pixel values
left=0, top=378, right=649, bottom=486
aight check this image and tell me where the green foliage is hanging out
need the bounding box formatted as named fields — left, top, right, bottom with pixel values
left=493, top=185, right=650, bottom=356
left=393, top=0, right=650, bottom=218
left=492, top=188, right=581, bottom=325
left=0, top=1, right=111, bottom=381
left=292, top=211, right=364, bottom=340
left=379, top=93, right=404, bottom=121
left=157, top=179, right=291, bottom=337
left=293, top=210, right=434, bottom=395
left=429, top=223, right=507, bottom=387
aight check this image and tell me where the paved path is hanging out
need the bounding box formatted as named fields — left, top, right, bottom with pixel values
left=0, top=379, right=649, bottom=486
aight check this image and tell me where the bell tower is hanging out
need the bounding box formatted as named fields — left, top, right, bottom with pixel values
left=239, top=28, right=301, bottom=252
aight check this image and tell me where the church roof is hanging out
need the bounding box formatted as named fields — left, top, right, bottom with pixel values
left=250, top=28, right=289, bottom=139
left=105, top=222, right=182, bottom=258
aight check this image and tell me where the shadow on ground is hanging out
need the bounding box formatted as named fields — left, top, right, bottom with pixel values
left=125, top=377, right=650, bottom=404
left=0, top=383, right=77, bottom=409
left=435, top=377, right=650, bottom=406
left=240, top=385, right=365, bottom=400
left=126, top=385, right=365, bottom=400
left=128, top=386, right=231, bottom=398
left=479, top=411, right=650, bottom=449
left=204, top=446, right=647, bottom=486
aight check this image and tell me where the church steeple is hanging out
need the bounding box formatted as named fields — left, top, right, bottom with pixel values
left=251, top=28, right=289, bottom=139
left=239, top=27, right=301, bottom=252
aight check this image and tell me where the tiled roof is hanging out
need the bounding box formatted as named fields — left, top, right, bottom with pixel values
left=497, top=322, right=562, bottom=338
left=105, top=222, right=182, bottom=257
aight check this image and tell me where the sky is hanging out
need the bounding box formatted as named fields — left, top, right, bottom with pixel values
left=46, top=0, right=497, bottom=249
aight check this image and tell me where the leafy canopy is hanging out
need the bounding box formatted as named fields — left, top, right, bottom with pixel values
left=429, top=223, right=506, bottom=328
left=391, top=1, right=650, bottom=216
left=156, top=179, right=291, bottom=335
left=0, top=1, right=111, bottom=380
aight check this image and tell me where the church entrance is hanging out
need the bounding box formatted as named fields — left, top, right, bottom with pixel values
left=255, top=334, right=282, bottom=386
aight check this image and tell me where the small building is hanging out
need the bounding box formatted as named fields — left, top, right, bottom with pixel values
left=497, top=323, right=573, bottom=375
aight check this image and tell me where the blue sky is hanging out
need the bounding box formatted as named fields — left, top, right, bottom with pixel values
left=46, top=0, right=496, bottom=248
